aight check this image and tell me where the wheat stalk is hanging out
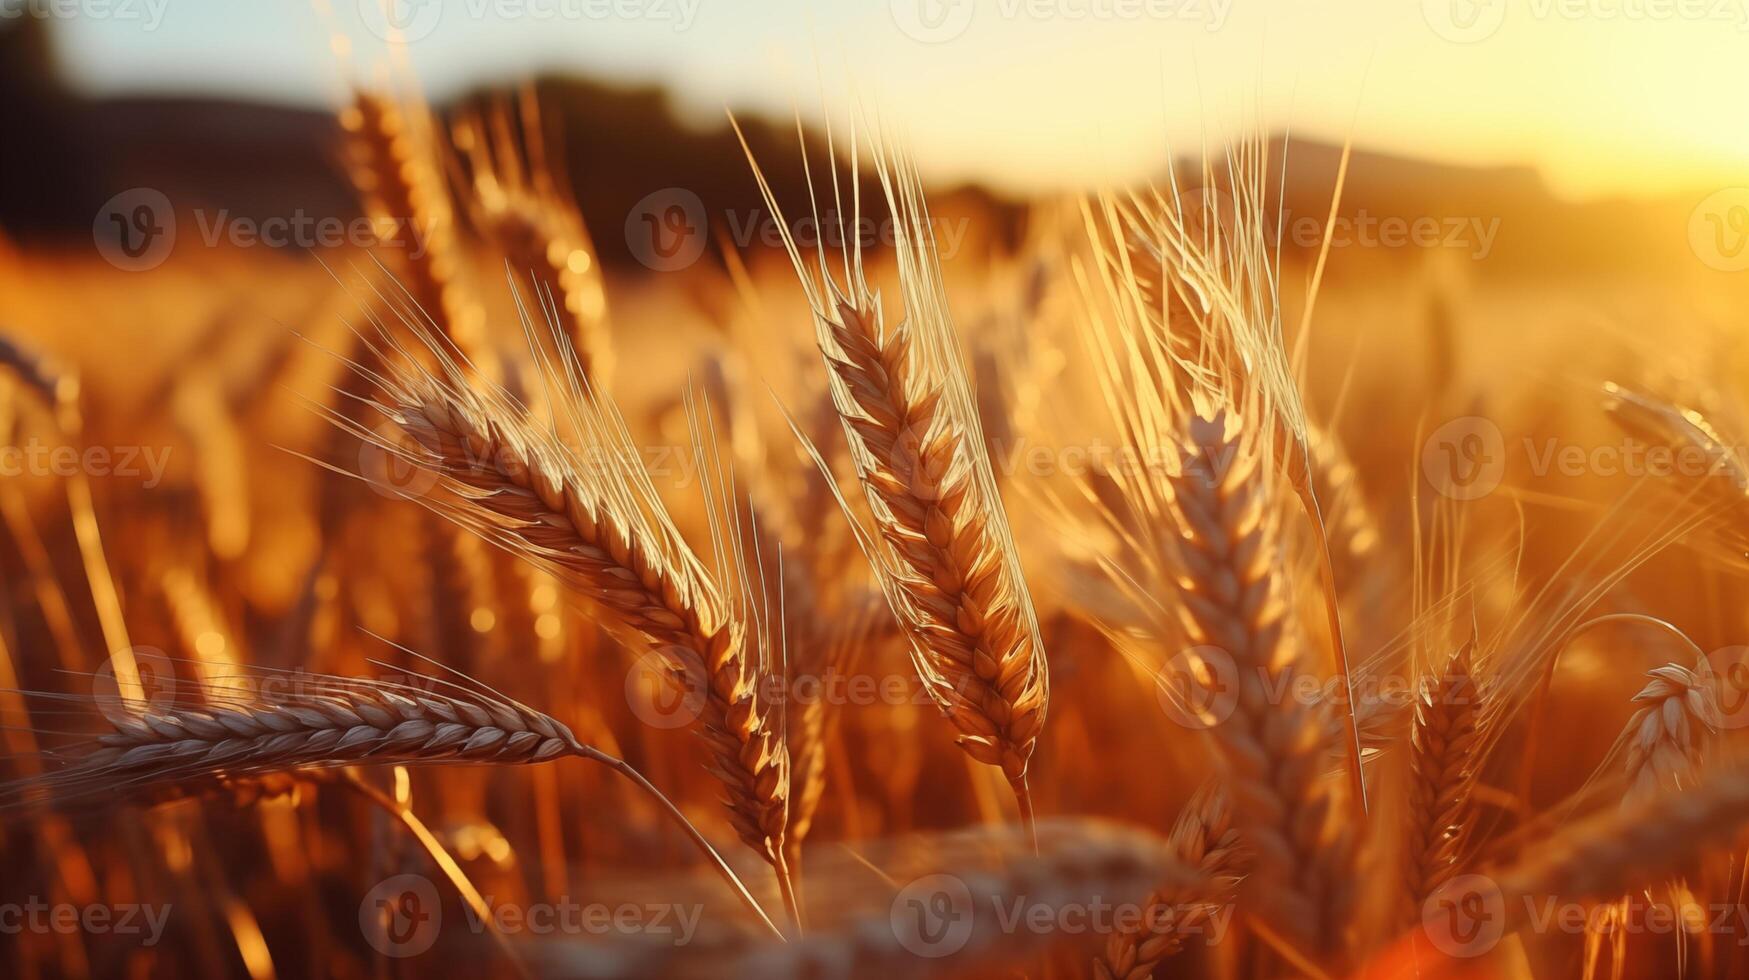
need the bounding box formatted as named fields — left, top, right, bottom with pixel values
left=1095, top=787, right=1245, bottom=980
left=1402, top=641, right=1485, bottom=916
left=342, top=325, right=800, bottom=924
left=737, top=128, right=1050, bottom=835
left=1166, top=407, right=1355, bottom=959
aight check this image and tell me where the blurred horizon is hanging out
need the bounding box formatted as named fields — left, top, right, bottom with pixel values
left=29, top=0, right=1749, bottom=202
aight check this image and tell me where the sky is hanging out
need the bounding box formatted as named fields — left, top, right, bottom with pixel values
left=37, top=0, right=1749, bottom=199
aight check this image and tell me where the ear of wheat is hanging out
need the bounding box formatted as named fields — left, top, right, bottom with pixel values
left=1621, top=662, right=1718, bottom=803
left=1602, top=382, right=1749, bottom=545
left=737, top=126, right=1049, bottom=833
left=2, top=666, right=786, bottom=939
left=451, top=92, right=612, bottom=385
left=529, top=817, right=1198, bottom=980
left=1096, top=786, right=1245, bottom=980
left=1494, top=757, right=1749, bottom=924
left=1166, top=408, right=1356, bottom=961
left=341, top=317, right=799, bottom=922
left=21, top=671, right=584, bottom=804
left=1402, top=641, right=1486, bottom=917
left=1114, top=178, right=1369, bottom=808
left=342, top=88, right=484, bottom=362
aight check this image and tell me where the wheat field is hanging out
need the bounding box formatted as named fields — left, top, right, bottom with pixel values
left=3, top=29, right=1749, bottom=979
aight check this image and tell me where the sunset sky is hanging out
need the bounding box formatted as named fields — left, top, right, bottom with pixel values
left=45, top=0, right=1749, bottom=199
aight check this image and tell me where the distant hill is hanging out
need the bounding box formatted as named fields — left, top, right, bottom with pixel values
left=0, top=17, right=1710, bottom=277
